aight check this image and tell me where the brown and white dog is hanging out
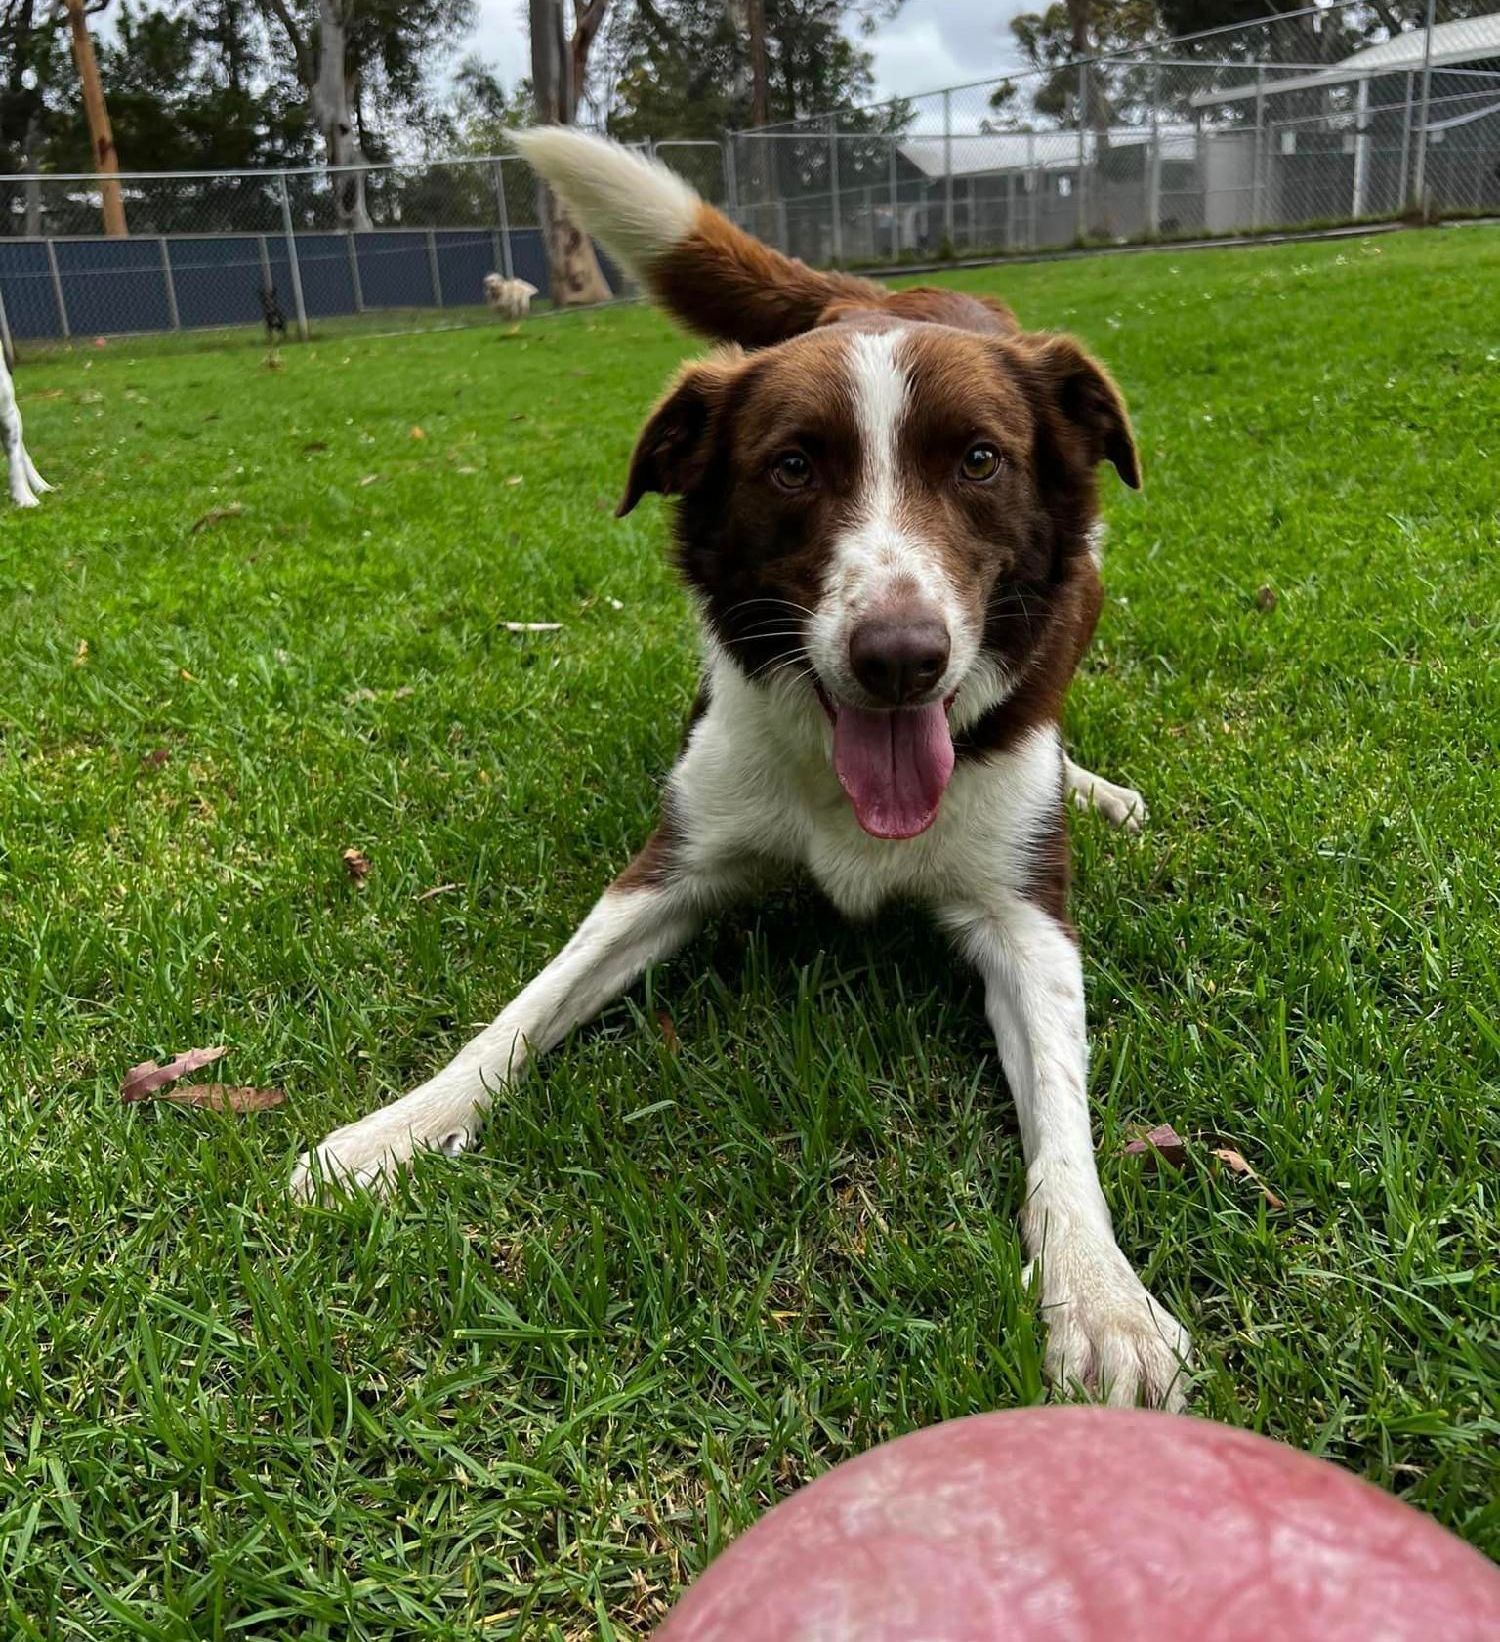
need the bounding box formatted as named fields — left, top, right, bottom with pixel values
left=295, top=129, right=1190, bottom=1408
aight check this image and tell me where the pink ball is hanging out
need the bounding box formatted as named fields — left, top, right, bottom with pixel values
left=659, top=1409, right=1500, bottom=1641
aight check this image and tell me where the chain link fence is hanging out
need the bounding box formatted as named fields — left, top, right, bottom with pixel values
left=2, top=3, right=1496, bottom=352
left=729, top=2, right=1500, bottom=264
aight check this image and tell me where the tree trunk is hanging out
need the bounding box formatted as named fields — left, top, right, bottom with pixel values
left=63, top=0, right=127, bottom=236
left=312, top=0, right=372, bottom=231
left=530, top=0, right=612, bottom=306
left=747, top=0, right=769, bottom=128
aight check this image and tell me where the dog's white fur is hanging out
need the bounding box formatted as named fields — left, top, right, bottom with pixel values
left=483, top=274, right=539, bottom=320
left=294, top=133, right=1186, bottom=1409
left=509, top=127, right=698, bottom=278
left=1, top=349, right=51, bottom=509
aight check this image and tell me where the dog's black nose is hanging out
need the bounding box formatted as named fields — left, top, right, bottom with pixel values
left=849, top=616, right=951, bottom=705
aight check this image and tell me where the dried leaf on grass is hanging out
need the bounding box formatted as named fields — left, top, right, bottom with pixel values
left=342, top=847, right=372, bottom=885
left=163, top=1084, right=285, bottom=1113
left=410, top=425, right=427, bottom=440
left=1255, top=584, right=1278, bottom=612
left=122, top=1046, right=227, bottom=1102
left=73, top=639, right=90, bottom=668
left=1212, top=1146, right=1285, bottom=1209
left=190, top=503, right=245, bottom=533
left=141, top=747, right=171, bottom=769
left=656, top=1010, right=680, bottom=1054
left=1122, top=1122, right=1188, bottom=1170
left=503, top=621, right=562, bottom=634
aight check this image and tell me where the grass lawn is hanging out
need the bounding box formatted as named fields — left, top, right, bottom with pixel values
left=2, top=225, right=1497, bottom=1638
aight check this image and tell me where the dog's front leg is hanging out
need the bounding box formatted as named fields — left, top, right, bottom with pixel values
left=944, top=893, right=1191, bottom=1408
left=291, top=827, right=738, bottom=1199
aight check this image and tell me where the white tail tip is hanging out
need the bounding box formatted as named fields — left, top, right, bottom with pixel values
left=509, top=127, right=701, bottom=275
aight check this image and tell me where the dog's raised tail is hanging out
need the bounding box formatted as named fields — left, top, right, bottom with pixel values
left=510, top=127, right=885, bottom=349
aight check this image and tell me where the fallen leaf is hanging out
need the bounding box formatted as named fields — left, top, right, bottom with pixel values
left=410, top=425, right=426, bottom=440
left=302, top=439, right=328, bottom=453
left=141, top=747, right=170, bottom=769
left=179, top=667, right=196, bottom=682
left=190, top=503, right=244, bottom=533
left=158, top=1083, right=285, bottom=1113
left=342, top=847, right=372, bottom=885
left=508, top=412, right=527, bottom=422
left=456, top=464, right=479, bottom=474
left=504, top=475, right=524, bottom=487
left=122, top=1046, right=227, bottom=1102
left=607, top=598, right=624, bottom=611
left=656, top=1010, right=680, bottom=1054
left=1122, top=1122, right=1188, bottom=1170
left=1212, top=1146, right=1285, bottom=1209
left=358, top=473, right=382, bottom=487
left=503, top=621, right=562, bottom=634
left=1255, top=584, right=1278, bottom=612
left=29, top=387, right=67, bottom=401
left=415, top=882, right=461, bottom=902
left=73, top=639, right=89, bottom=668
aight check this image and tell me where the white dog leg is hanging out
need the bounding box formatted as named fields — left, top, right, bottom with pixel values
left=945, top=893, right=1191, bottom=1408
left=1, top=372, right=38, bottom=509
left=1064, top=756, right=1146, bottom=832
left=292, top=837, right=749, bottom=1199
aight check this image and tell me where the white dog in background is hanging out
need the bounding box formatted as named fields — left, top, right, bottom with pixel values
left=483, top=274, right=539, bottom=321
left=1, top=347, right=51, bottom=509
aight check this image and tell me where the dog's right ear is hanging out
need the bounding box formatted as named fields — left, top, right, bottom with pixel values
left=617, top=350, right=743, bottom=516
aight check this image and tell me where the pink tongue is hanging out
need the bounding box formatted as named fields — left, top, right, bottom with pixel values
left=832, top=702, right=956, bottom=839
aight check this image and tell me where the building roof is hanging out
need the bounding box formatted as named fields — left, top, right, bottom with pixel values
left=1191, top=11, right=1500, bottom=107
left=898, top=125, right=1198, bottom=177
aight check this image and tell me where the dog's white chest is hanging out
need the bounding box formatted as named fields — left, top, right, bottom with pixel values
left=671, top=663, right=1064, bottom=919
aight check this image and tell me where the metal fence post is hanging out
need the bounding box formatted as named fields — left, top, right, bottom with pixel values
left=828, top=113, right=844, bottom=263
left=491, top=160, right=515, bottom=280
left=943, top=88, right=955, bottom=247
left=347, top=232, right=364, bottom=311
left=888, top=136, right=900, bottom=259
left=276, top=172, right=309, bottom=341
left=1411, top=0, right=1436, bottom=211
left=1075, top=61, right=1089, bottom=241
left=1028, top=132, right=1038, bottom=248
left=1252, top=67, right=1267, bottom=230
left=45, top=238, right=69, bottom=339
left=427, top=227, right=443, bottom=306
left=159, top=236, right=181, bottom=330
left=1396, top=69, right=1414, bottom=209
left=1352, top=73, right=1371, bottom=218
left=1148, top=57, right=1162, bottom=235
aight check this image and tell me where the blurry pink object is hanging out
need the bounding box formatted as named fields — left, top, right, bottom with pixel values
left=659, top=1408, right=1500, bottom=1641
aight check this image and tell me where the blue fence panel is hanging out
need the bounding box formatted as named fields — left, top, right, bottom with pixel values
left=508, top=229, right=549, bottom=295
left=435, top=232, right=499, bottom=308
left=1, top=225, right=624, bottom=345
left=293, top=234, right=358, bottom=317
left=0, top=240, right=61, bottom=339
left=168, top=236, right=268, bottom=330
left=354, top=231, right=434, bottom=310
left=55, top=238, right=172, bottom=335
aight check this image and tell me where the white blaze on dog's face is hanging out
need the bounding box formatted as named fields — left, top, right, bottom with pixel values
left=618, top=317, right=1139, bottom=840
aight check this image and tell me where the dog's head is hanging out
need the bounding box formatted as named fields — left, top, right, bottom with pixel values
left=618, top=316, right=1138, bottom=839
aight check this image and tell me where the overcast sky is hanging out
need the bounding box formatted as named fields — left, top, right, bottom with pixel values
left=467, top=0, right=1026, bottom=109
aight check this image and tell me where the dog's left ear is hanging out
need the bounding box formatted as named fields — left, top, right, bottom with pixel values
left=1014, top=334, right=1141, bottom=490
left=617, top=349, right=744, bottom=516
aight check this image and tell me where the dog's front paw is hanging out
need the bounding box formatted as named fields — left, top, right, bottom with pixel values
left=1070, top=776, right=1147, bottom=833
left=1038, top=1239, right=1191, bottom=1410
left=289, top=1110, right=473, bottom=1203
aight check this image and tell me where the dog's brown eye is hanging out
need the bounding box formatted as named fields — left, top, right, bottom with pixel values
left=771, top=451, right=812, bottom=491
left=960, top=443, right=1001, bottom=482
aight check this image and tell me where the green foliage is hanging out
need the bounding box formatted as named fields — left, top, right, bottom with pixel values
left=1, top=227, right=1498, bottom=1634
left=603, top=0, right=906, bottom=140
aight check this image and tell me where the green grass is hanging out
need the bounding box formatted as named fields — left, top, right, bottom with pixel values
left=2, top=225, right=1498, bottom=1638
